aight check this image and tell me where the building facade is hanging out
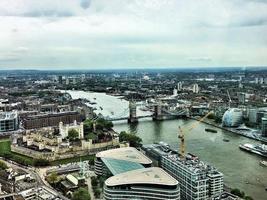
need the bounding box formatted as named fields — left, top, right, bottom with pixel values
left=142, top=143, right=223, bottom=200
left=0, top=111, right=19, bottom=132
left=161, top=154, right=223, bottom=200
left=222, top=108, right=243, bottom=127
left=262, top=117, right=267, bottom=137
left=22, top=111, right=84, bottom=129
left=104, top=167, right=180, bottom=200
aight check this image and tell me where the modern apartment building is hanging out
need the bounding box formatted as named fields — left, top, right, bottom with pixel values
left=0, top=111, right=19, bottom=132
left=104, top=167, right=180, bottom=200
left=162, top=153, right=223, bottom=200
left=142, top=142, right=224, bottom=200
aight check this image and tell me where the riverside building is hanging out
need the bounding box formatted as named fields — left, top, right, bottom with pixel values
left=162, top=153, right=223, bottom=200
left=95, top=147, right=180, bottom=200
left=142, top=142, right=224, bottom=200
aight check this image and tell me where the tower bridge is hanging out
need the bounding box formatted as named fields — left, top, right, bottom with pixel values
left=104, top=100, right=188, bottom=123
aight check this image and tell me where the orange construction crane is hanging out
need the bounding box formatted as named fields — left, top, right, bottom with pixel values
left=178, top=111, right=213, bottom=159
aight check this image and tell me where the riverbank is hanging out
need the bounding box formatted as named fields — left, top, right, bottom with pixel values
left=189, top=116, right=267, bottom=144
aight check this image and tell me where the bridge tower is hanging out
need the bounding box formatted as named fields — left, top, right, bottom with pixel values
left=153, top=101, right=164, bottom=121
left=128, top=100, right=138, bottom=123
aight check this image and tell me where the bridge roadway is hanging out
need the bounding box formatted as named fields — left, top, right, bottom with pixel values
left=105, top=114, right=153, bottom=121
left=106, top=110, right=187, bottom=121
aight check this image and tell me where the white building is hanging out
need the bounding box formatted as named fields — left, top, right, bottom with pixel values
left=59, top=120, right=84, bottom=139
left=177, top=82, right=183, bottom=91
left=173, top=88, right=178, bottom=96
left=193, top=84, right=199, bottom=93
left=255, top=77, right=259, bottom=84
left=259, top=77, right=264, bottom=84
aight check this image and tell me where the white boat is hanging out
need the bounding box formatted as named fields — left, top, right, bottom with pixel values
left=260, top=160, right=267, bottom=167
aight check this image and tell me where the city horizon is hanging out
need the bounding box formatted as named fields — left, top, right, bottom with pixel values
left=1, top=0, right=267, bottom=70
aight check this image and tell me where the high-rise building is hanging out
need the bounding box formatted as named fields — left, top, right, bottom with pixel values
left=81, top=74, right=86, bottom=82
left=255, top=77, right=259, bottom=84
left=173, top=88, right=178, bottom=96
left=142, top=143, right=223, bottom=200
left=0, top=111, right=19, bottom=132
left=177, top=82, right=183, bottom=91
left=262, top=117, right=267, bottom=137
left=193, top=84, right=199, bottom=93
left=237, top=92, right=245, bottom=104
left=58, top=75, right=63, bottom=84
left=65, top=78, right=70, bottom=85
left=259, top=77, right=264, bottom=84
left=248, top=108, right=258, bottom=124
left=162, top=153, right=223, bottom=200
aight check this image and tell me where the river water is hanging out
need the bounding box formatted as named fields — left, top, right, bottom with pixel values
left=68, top=90, right=267, bottom=200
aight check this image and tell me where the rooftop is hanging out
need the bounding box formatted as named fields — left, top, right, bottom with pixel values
left=165, top=153, right=221, bottom=175
left=105, top=167, right=178, bottom=187
left=0, top=111, right=17, bottom=120
left=96, top=147, right=152, bottom=165
left=102, top=158, right=144, bottom=175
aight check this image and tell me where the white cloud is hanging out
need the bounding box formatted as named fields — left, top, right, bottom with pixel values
left=0, top=0, right=266, bottom=69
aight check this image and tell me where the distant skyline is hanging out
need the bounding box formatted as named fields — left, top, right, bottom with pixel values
left=0, top=0, right=267, bottom=70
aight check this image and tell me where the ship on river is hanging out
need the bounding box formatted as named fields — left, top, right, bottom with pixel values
left=239, top=143, right=267, bottom=158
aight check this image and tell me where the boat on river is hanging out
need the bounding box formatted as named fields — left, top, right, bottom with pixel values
left=239, top=143, right=267, bottom=158
left=260, top=160, right=267, bottom=167
left=205, top=128, right=217, bottom=133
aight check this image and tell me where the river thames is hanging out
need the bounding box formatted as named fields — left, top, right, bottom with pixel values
left=68, top=90, right=267, bottom=200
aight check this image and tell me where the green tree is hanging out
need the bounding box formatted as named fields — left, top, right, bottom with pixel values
left=231, top=188, right=245, bottom=198
left=46, top=172, right=59, bottom=185
left=91, top=176, right=98, bottom=187
left=84, top=119, right=94, bottom=133
left=72, top=188, right=91, bottom=200
left=95, top=118, right=113, bottom=130
left=94, top=188, right=101, bottom=198
left=68, top=129, right=79, bottom=141
left=0, top=160, right=8, bottom=170
left=33, top=158, right=49, bottom=166
left=119, top=131, right=142, bottom=148
left=88, top=157, right=95, bottom=166
left=244, top=196, right=254, bottom=200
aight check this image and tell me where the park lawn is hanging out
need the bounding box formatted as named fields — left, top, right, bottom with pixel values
left=0, top=139, right=34, bottom=165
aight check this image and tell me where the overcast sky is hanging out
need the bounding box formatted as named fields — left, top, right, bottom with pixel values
left=0, top=0, right=267, bottom=70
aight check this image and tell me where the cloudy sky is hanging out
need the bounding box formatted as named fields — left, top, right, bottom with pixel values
left=0, top=0, right=267, bottom=70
